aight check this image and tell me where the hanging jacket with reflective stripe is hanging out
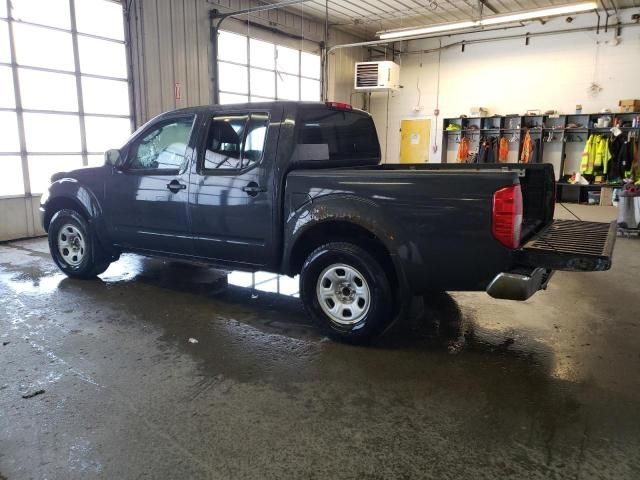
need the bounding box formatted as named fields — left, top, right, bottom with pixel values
left=580, top=135, right=610, bottom=174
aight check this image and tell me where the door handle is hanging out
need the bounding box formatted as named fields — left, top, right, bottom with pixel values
left=242, top=182, right=265, bottom=196
left=166, top=180, right=187, bottom=193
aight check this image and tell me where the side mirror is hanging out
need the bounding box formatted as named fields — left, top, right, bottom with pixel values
left=104, top=149, right=121, bottom=167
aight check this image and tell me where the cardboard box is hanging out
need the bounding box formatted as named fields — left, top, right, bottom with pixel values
left=619, top=99, right=640, bottom=113
left=470, top=107, right=488, bottom=118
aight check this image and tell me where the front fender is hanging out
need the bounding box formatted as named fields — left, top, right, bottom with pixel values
left=43, top=178, right=115, bottom=256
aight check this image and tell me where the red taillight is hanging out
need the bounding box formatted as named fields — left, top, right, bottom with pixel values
left=325, top=101, right=353, bottom=111
left=492, top=185, right=523, bottom=249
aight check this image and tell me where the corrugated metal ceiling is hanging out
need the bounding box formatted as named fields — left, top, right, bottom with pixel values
left=269, top=0, right=637, bottom=38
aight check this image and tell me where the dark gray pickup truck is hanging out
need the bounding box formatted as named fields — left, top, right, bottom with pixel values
left=41, top=101, right=617, bottom=342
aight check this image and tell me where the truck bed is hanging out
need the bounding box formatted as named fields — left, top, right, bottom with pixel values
left=284, top=163, right=556, bottom=293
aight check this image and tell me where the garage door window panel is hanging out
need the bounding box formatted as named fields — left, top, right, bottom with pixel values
left=218, top=62, right=248, bottom=95
left=23, top=112, right=81, bottom=152
left=28, top=155, right=83, bottom=194
left=250, top=68, right=275, bottom=98
left=78, top=36, right=127, bottom=78
left=218, top=31, right=247, bottom=63
left=277, top=73, right=299, bottom=101
left=0, top=157, right=25, bottom=197
left=85, top=115, right=132, bottom=153
left=250, top=39, right=274, bottom=70
left=75, top=0, right=125, bottom=41
left=13, top=23, right=74, bottom=71
left=0, top=111, right=22, bottom=152
left=128, top=117, right=194, bottom=172
left=11, top=0, right=71, bottom=29
left=82, top=77, right=130, bottom=115
left=19, top=69, right=78, bottom=112
left=0, top=67, right=15, bottom=108
left=0, top=21, right=10, bottom=63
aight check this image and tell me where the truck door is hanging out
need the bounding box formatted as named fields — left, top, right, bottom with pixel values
left=103, top=114, right=196, bottom=255
left=189, top=108, right=278, bottom=267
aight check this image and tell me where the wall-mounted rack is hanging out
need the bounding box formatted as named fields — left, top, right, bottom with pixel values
left=442, top=112, right=640, bottom=182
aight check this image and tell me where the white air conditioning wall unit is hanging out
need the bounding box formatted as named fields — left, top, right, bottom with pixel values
left=354, top=61, right=400, bottom=91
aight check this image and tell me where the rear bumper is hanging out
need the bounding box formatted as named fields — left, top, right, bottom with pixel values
left=486, top=268, right=554, bottom=301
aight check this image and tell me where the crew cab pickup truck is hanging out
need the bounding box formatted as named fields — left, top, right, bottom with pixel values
left=41, top=101, right=617, bottom=342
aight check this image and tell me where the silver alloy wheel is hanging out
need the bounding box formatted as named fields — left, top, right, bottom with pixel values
left=316, top=263, right=371, bottom=326
left=57, top=224, right=86, bottom=267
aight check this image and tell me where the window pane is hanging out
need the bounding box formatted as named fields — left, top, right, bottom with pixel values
left=277, top=73, right=299, bottom=101
left=0, top=111, right=20, bottom=152
left=85, top=116, right=131, bottom=152
left=218, top=31, right=246, bottom=63
left=301, top=52, right=321, bottom=79
left=23, top=113, right=81, bottom=152
left=0, top=157, right=24, bottom=196
left=250, top=96, right=274, bottom=103
left=19, top=68, right=77, bottom=111
left=0, top=21, right=11, bottom=63
left=76, top=0, right=124, bottom=41
left=14, top=23, right=74, bottom=71
left=82, top=77, right=129, bottom=115
left=218, top=62, right=248, bottom=94
left=250, top=39, right=274, bottom=69
left=204, top=115, right=247, bottom=170
left=250, top=68, right=275, bottom=98
left=87, top=154, right=104, bottom=167
left=129, top=117, right=194, bottom=171
left=0, top=2, right=6, bottom=17
left=301, top=78, right=320, bottom=101
left=0, top=66, right=15, bottom=108
left=219, top=93, right=247, bottom=105
left=296, top=107, right=380, bottom=162
left=28, top=155, right=83, bottom=194
left=243, top=113, right=269, bottom=167
left=276, top=46, right=298, bottom=75
left=11, top=0, right=70, bottom=29
left=78, top=36, right=127, bottom=78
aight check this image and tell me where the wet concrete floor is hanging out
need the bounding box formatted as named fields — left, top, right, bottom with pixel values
left=1, top=205, right=639, bottom=479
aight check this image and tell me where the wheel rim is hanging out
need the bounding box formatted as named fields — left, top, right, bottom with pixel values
left=57, top=224, right=86, bottom=267
left=316, top=263, right=371, bottom=326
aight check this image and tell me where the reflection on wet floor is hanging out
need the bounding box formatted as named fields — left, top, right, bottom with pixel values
left=227, top=271, right=300, bottom=298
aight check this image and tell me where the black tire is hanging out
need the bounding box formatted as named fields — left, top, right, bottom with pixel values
left=48, top=209, right=111, bottom=279
left=300, top=242, right=394, bottom=344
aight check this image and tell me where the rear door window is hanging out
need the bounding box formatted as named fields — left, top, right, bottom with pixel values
left=203, top=112, right=269, bottom=171
left=296, top=107, right=380, bottom=162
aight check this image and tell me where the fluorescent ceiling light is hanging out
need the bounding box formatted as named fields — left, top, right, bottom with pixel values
left=377, top=2, right=598, bottom=40
left=480, top=2, right=598, bottom=26
left=379, top=21, right=477, bottom=40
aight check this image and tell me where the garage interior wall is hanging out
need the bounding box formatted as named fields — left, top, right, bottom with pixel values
left=370, top=8, right=640, bottom=165
left=127, top=0, right=367, bottom=126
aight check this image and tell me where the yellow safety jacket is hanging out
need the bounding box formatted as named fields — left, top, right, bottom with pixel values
left=580, top=135, right=611, bottom=175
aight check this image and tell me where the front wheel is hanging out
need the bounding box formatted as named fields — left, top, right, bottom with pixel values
left=300, top=242, right=394, bottom=343
left=48, top=209, right=111, bottom=279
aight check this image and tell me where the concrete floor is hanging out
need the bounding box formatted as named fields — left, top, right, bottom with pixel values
left=1, top=205, right=639, bottom=479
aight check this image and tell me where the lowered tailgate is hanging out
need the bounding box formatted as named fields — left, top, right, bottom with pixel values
left=517, top=219, right=617, bottom=272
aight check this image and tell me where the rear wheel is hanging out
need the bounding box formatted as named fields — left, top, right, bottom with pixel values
left=300, top=242, right=394, bottom=343
left=48, top=209, right=110, bottom=278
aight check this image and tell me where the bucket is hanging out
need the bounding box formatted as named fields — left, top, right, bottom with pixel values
left=617, top=194, right=640, bottom=229
left=587, top=191, right=601, bottom=205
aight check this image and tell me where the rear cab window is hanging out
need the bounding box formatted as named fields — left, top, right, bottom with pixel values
left=294, top=106, right=380, bottom=164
